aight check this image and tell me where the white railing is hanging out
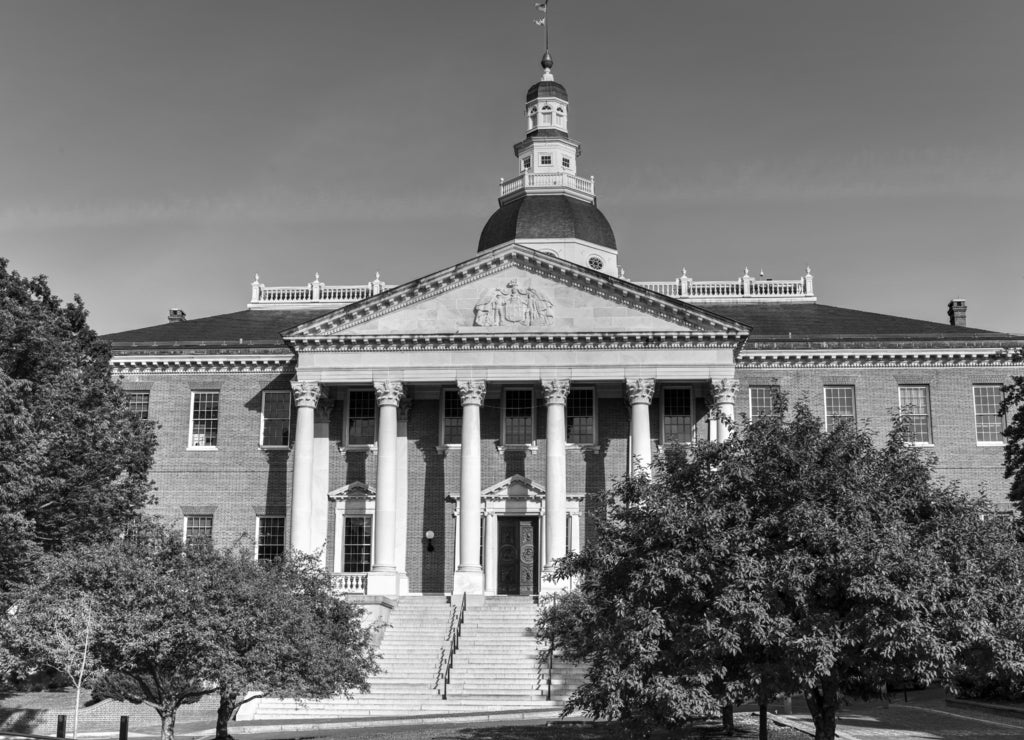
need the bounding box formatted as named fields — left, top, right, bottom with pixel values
left=635, top=268, right=815, bottom=302
left=248, top=272, right=389, bottom=308
left=499, top=171, right=595, bottom=199
left=332, top=573, right=367, bottom=594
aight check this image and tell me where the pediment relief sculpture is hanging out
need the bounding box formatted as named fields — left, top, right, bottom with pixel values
left=473, top=279, right=554, bottom=328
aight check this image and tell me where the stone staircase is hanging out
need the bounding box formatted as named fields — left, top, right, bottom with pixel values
left=248, top=595, right=585, bottom=720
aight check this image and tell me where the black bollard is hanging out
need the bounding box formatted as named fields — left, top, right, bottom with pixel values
left=119, top=715, right=129, bottom=740
left=56, top=714, right=67, bottom=738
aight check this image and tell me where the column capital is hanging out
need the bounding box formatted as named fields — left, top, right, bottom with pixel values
left=291, top=380, right=322, bottom=409
left=626, top=378, right=656, bottom=405
left=457, top=379, right=487, bottom=406
left=374, top=380, right=405, bottom=407
left=542, top=379, right=571, bottom=405
left=713, top=378, right=739, bottom=406
left=313, top=398, right=334, bottom=423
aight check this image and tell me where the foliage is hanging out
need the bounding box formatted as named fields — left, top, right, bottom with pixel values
left=2, top=523, right=378, bottom=740
left=540, top=398, right=1024, bottom=740
left=1000, top=357, right=1024, bottom=516
left=0, top=257, right=156, bottom=593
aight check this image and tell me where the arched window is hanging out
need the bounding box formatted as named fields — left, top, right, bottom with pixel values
left=555, top=107, right=565, bottom=127
left=528, top=107, right=537, bottom=129
left=541, top=105, right=552, bottom=126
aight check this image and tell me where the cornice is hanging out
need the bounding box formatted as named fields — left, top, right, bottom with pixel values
left=289, top=333, right=741, bottom=352
left=111, top=354, right=295, bottom=375
left=739, top=348, right=1023, bottom=369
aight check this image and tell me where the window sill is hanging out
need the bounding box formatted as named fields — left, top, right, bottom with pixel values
left=435, top=444, right=461, bottom=455
left=341, top=443, right=378, bottom=453
left=260, top=445, right=291, bottom=451
left=976, top=441, right=1006, bottom=447
left=187, top=446, right=219, bottom=451
left=496, top=443, right=538, bottom=455
left=906, top=442, right=935, bottom=448
left=566, top=443, right=598, bottom=450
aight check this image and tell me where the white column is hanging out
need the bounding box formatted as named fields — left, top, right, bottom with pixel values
left=395, top=397, right=411, bottom=596
left=542, top=379, right=570, bottom=591
left=454, top=380, right=486, bottom=595
left=568, top=511, right=581, bottom=554
left=626, top=378, right=656, bottom=475
left=713, top=379, right=738, bottom=442
left=484, top=511, right=498, bottom=595
left=289, top=381, right=321, bottom=554
left=366, top=380, right=404, bottom=597
left=311, top=399, right=333, bottom=565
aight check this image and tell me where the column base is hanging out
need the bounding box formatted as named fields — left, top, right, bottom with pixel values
left=453, top=567, right=485, bottom=595
left=365, top=569, right=399, bottom=597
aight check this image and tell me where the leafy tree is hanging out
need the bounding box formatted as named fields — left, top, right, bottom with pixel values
left=1000, top=354, right=1024, bottom=513
left=541, top=399, right=1024, bottom=740
left=4, top=524, right=378, bottom=740
left=0, top=257, right=156, bottom=593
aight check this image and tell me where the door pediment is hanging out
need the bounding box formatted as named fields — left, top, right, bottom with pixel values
left=284, top=246, right=748, bottom=347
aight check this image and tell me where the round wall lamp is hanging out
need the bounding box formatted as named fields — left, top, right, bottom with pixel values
left=425, top=530, right=435, bottom=552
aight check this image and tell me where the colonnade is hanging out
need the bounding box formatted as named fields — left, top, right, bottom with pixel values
left=288, top=377, right=739, bottom=597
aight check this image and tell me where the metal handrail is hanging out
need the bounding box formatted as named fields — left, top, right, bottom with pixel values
left=546, top=593, right=556, bottom=700
left=436, top=592, right=467, bottom=699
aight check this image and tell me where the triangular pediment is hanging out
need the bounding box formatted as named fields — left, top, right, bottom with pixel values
left=285, top=245, right=748, bottom=344
left=327, top=481, right=375, bottom=501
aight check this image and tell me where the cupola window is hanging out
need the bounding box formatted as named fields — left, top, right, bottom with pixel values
left=540, top=155, right=552, bottom=165
left=562, top=157, right=571, bottom=169
left=541, top=105, right=552, bottom=126
left=521, top=156, right=531, bottom=171
left=588, top=256, right=604, bottom=270
left=555, top=107, right=565, bottom=126
left=528, top=107, right=537, bottom=129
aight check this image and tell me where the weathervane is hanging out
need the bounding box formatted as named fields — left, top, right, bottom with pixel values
left=534, top=1, right=549, bottom=53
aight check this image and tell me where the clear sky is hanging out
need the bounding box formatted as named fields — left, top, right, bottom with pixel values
left=1, top=0, right=1022, bottom=335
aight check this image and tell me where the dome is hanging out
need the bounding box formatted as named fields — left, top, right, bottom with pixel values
left=526, top=80, right=568, bottom=102
left=477, top=195, right=617, bottom=252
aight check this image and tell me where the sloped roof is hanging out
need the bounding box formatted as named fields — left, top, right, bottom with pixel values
left=103, top=309, right=330, bottom=349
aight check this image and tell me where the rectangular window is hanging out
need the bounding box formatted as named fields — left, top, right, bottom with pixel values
left=898, top=385, right=932, bottom=444
left=566, top=388, right=595, bottom=445
left=824, top=386, right=856, bottom=430
left=521, top=156, right=531, bottom=170
left=663, top=388, right=693, bottom=445
left=343, top=516, right=373, bottom=573
left=127, top=391, right=150, bottom=420
left=442, top=389, right=463, bottom=445
left=189, top=391, right=219, bottom=448
left=184, top=515, right=213, bottom=544
left=561, top=157, right=571, bottom=169
left=749, top=386, right=779, bottom=418
left=347, top=390, right=376, bottom=446
left=260, top=390, right=291, bottom=447
left=974, top=385, right=1006, bottom=443
left=540, top=154, right=552, bottom=165
left=256, top=516, right=285, bottom=561
left=504, top=389, right=534, bottom=445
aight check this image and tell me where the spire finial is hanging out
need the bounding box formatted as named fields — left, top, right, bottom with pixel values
left=535, top=2, right=552, bottom=79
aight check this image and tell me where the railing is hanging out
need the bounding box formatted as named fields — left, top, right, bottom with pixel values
left=546, top=593, right=556, bottom=700
left=635, top=268, right=815, bottom=302
left=499, top=171, right=595, bottom=199
left=331, top=573, right=367, bottom=594
left=248, top=272, right=389, bottom=308
left=435, top=592, right=467, bottom=700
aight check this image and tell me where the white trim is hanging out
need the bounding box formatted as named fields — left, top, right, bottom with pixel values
left=565, top=385, right=597, bottom=447
left=823, top=385, right=857, bottom=432
left=259, top=390, right=292, bottom=449
left=659, top=385, right=695, bottom=446
left=334, top=509, right=375, bottom=575
left=972, top=384, right=1006, bottom=445
left=501, top=386, right=536, bottom=448
left=255, top=515, right=286, bottom=561
left=188, top=390, right=220, bottom=450
left=897, top=384, right=932, bottom=446
left=342, top=388, right=377, bottom=449
left=439, top=387, right=462, bottom=447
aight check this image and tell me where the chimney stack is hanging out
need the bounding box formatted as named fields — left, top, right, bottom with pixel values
left=947, top=298, right=967, bottom=327
left=167, top=308, right=187, bottom=323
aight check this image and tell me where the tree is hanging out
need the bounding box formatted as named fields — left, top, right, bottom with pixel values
left=0, top=257, right=156, bottom=593
left=4, top=524, right=378, bottom=740
left=1000, top=353, right=1024, bottom=513
left=540, top=399, right=1024, bottom=740
left=3, top=589, right=99, bottom=738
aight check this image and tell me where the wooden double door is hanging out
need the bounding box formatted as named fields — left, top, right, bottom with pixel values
left=496, top=516, right=539, bottom=595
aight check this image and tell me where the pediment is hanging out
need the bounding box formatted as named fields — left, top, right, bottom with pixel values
left=285, top=246, right=748, bottom=344
left=327, top=481, right=375, bottom=501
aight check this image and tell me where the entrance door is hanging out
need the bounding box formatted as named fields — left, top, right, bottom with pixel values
left=497, top=517, right=539, bottom=595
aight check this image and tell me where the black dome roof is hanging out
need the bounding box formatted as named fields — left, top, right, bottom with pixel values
left=526, top=80, right=568, bottom=102
left=477, top=195, right=617, bottom=252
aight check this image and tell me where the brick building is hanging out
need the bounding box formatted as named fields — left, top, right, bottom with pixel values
left=104, top=53, right=1024, bottom=604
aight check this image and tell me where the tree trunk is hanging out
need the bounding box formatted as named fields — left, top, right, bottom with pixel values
left=720, top=704, right=735, bottom=735
left=759, top=702, right=768, bottom=740
left=215, top=692, right=237, bottom=740
left=804, top=687, right=838, bottom=740
left=156, top=706, right=176, bottom=740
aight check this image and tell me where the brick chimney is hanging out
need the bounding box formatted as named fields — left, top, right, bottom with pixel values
left=947, top=298, right=967, bottom=327
left=167, top=308, right=187, bottom=323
